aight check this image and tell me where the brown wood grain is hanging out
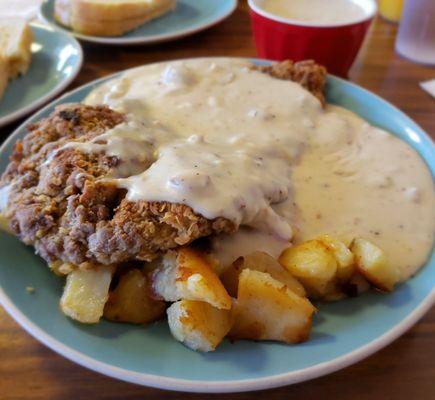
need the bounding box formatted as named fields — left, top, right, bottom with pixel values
left=0, top=3, right=434, bottom=399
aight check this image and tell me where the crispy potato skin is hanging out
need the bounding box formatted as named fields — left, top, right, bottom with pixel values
left=279, top=235, right=395, bottom=300
left=167, top=300, right=233, bottom=352
left=316, top=234, right=355, bottom=283
left=351, top=238, right=399, bottom=292
left=279, top=239, right=338, bottom=298
left=229, top=270, right=316, bottom=344
left=221, top=251, right=306, bottom=298
left=151, top=247, right=232, bottom=310
left=104, top=269, right=166, bottom=324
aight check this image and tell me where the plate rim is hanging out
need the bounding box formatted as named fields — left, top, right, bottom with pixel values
left=1, top=284, right=433, bottom=393
left=0, top=22, right=83, bottom=128
left=0, top=57, right=434, bottom=393
left=38, top=0, right=238, bottom=45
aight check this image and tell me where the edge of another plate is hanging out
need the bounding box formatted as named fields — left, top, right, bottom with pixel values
left=39, top=0, right=237, bottom=45
left=0, top=59, right=434, bottom=393
left=0, top=23, right=83, bottom=128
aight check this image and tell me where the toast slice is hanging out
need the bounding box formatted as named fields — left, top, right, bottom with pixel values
left=0, top=19, right=33, bottom=79
left=54, top=0, right=177, bottom=36
left=70, top=11, right=170, bottom=36
left=74, top=0, right=176, bottom=21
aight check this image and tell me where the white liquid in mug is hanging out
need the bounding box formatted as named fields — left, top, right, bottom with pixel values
left=260, top=0, right=367, bottom=25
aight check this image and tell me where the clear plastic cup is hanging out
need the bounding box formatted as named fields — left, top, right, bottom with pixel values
left=395, top=0, right=435, bottom=65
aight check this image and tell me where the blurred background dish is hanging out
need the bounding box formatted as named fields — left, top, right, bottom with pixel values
left=0, top=19, right=33, bottom=101
left=0, top=22, right=82, bottom=128
left=248, top=0, right=377, bottom=77
left=395, top=0, right=435, bottom=65
left=0, top=0, right=42, bottom=21
left=53, top=0, right=177, bottom=37
left=39, top=0, right=237, bottom=45
left=378, top=0, right=404, bottom=23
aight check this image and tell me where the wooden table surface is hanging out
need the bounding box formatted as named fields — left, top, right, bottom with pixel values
left=1, top=3, right=434, bottom=399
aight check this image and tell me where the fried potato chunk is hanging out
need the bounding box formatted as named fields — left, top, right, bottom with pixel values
left=279, top=240, right=338, bottom=298
left=167, top=300, right=233, bottom=352
left=104, top=269, right=166, bottom=324
left=350, top=238, right=399, bottom=292
left=151, top=248, right=232, bottom=310
left=0, top=213, right=12, bottom=234
left=60, top=265, right=114, bottom=323
left=316, top=234, right=355, bottom=283
left=220, top=251, right=306, bottom=298
left=229, top=270, right=316, bottom=344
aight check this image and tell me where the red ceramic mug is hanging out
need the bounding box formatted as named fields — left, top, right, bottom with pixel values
left=248, top=0, right=377, bottom=77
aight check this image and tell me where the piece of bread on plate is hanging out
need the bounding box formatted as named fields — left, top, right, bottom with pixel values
left=54, top=0, right=177, bottom=36
left=71, top=14, right=164, bottom=37
left=0, top=19, right=33, bottom=79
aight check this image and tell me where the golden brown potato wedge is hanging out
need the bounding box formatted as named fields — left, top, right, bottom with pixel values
left=350, top=238, right=399, bottom=292
left=220, top=251, right=306, bottom=298
left=104, top=269, right=166, bottom=324
left=316, top=234, right=355, bottom=283
left=60, top=265, right=114, bottom=324
left=167, top=300, right=233, bottom=352
left=279, top=240, right=337, bottom=298
left=229, top=270, right=316, bottom=344
left=151, top=247, right=232, bottom=310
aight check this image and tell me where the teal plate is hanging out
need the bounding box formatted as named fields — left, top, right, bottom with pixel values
left=0, top=59, right=434, bottom=393
left=0, top=22, right=82, bottom=128
left=39, top=0, right=237, bottom=45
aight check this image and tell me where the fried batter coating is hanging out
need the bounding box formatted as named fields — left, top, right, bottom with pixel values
left=257, top=60, right=327, bottom=105
left=1, top=104, right=234, bottom=265
left=0, top=60, right=327, bottom=266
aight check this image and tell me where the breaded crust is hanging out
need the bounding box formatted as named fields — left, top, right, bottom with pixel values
left=0, top=60, right=326, bottom=266
left=257, top=60, right=327, bottom=105
left=0, top=104, right=235, bottom=265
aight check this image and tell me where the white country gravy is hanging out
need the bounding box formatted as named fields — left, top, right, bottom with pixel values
left=82, top=59, right=434, bottom=280
left=259, top=0, right=367, bottom=25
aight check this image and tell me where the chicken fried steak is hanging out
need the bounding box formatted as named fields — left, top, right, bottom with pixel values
left=0, top=60, right=327, bottom=267
left=0, top=104, right=235, bottom=265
